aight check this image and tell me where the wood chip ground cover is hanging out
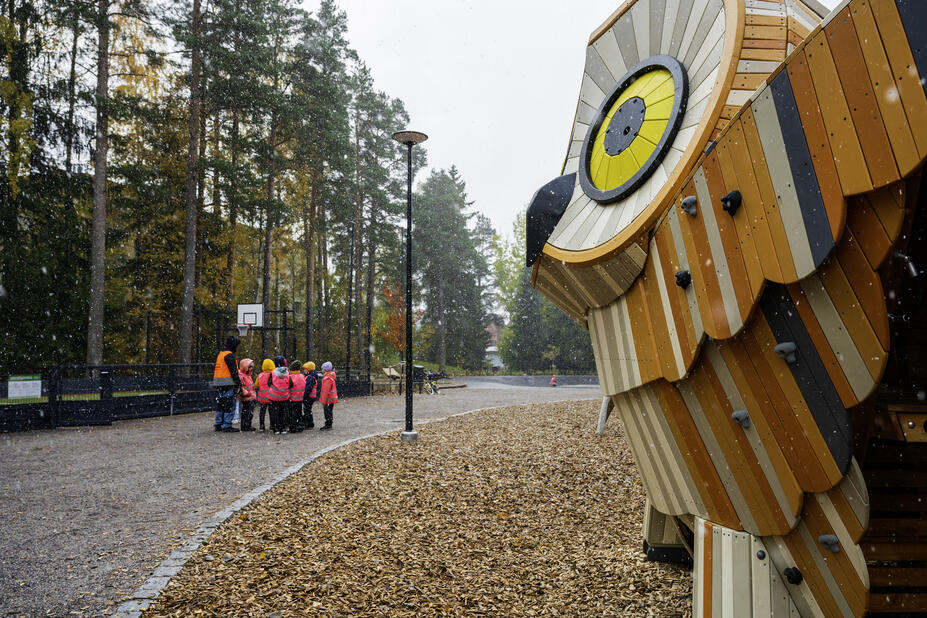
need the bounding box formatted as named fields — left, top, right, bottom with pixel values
left=147, top=400, right=691, bottom=616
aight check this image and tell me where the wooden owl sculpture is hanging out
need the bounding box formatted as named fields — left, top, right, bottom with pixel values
left=526, top=0, right=927, bottom=615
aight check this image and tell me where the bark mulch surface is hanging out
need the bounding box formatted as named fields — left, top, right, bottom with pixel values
left=147, top=400, right=691, bottom=617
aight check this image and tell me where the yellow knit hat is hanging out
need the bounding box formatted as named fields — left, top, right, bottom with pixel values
left=304, top=361, right=315, bottom=371
left=261, top=358, right=275, bottom=372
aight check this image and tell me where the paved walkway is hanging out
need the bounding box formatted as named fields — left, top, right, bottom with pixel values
left=0, top=382, right=600, bottom=617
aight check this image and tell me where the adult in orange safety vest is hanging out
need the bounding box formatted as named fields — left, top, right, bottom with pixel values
left=212, top=335, right=242, bottom=432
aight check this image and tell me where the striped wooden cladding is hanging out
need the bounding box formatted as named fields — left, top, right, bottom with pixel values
left=583, top=0, right=916, bottom=395
left=643, top=499, right=684, bottom=547
left=600, top=272, right=888, bottom=538
left=694, top=517, right=802, bottom=618
left=613, top=383, right=741, bottom=529
left=530, top=240, right=648, bottom=322
left=764, top=484, right=871, bottom=618
left=695, top=495, right=870, bottom=618
left=612, top=385, right=716, bottom=520
left=590, top=200, right=891, bottom=410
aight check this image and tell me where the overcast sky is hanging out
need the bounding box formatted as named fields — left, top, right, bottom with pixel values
left=306, top=0, right=841, bottom=239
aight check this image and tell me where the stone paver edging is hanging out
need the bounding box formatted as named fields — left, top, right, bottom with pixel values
left=114, top=399, right=591, bottom=617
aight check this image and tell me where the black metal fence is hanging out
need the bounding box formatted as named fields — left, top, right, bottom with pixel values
left=0, top=364, right=371, bottom=433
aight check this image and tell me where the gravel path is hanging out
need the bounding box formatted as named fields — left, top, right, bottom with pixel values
left=0, top=383, right=600, bottom=617
left=147, top=400, right=691, bottom=617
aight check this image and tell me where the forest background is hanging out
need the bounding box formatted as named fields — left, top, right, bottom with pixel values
left=0, top=0, right=594, bottom=376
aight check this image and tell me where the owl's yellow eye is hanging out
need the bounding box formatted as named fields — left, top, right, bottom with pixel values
left=579, top=56, right=687, bottom=203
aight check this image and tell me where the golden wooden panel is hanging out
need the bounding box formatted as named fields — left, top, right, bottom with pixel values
left=702, top=154, right=757, bottom=322
left=741, top=106, right=799, bottom=282
left=850, top=1, right=921, bottom=178
left=826, top=7, right=900, bottom=189
left=867, top=182, right=906, bottom=245
left=676, top=180, right=733, bottom=339
left=741, top=47, right=786, bottom=61
left=816, top=257, right=887, bottom=384
left=714, top=133, right=765, bottom=302
left=869, top=0, right=927, bottom=158
left=653, top=223, right=699, bottom=368
left=847, top=193, right=893, bottom=270
left=653, top=380, right=741, bottom=528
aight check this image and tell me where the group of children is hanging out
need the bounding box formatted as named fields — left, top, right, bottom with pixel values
left=235, top=355, right=339, bottom=434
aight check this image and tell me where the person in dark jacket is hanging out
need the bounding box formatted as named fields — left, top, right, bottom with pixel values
left=211, top=335, right=242, bottom=432
left=302, top=361, right=318, bottom=429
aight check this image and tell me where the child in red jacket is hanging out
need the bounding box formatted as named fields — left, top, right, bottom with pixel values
left=255, top=358, right=275, bottom=432
left=318, top=361, right=338, bottom=431
left=288, top=360, right=306, bottom=432
left=237, top=358, right=257, bottom=431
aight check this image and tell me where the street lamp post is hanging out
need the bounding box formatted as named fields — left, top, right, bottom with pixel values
left=392, top=130, right=427, bottom=443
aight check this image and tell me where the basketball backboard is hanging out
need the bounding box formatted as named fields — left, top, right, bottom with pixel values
left=237, top=303, right=263, bottom=328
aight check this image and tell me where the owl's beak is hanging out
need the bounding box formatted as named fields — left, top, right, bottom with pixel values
left=525, top=172, right=576, bottom=268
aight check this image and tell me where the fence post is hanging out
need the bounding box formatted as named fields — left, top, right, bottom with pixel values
left=215, top=310, right=222, bottom=355
left=99, top=369, right=114, bottom=423
left=168, top=365, right=177, bottom=415
left=145, top=311, right=151, bottom=365
left=282, top=310, right=288, bottom=359
left=48, top=366, right=60, bottom=429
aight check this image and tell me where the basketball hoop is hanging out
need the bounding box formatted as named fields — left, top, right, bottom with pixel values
left=236, top=323, right=251, bottom=338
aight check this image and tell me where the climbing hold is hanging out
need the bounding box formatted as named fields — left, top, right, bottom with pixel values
left=774, top=342, right=798, bottom=364
left=731, top=409, right=751, bottom=429
left=681, top=195, right=697, bottom=216
left=675, top=270, right=692, bottom=289
left=818, top=534, right=840, bottom=553
left=721, top=190, right=742, bottom=216
left=784, top=567, right=803, bottom=585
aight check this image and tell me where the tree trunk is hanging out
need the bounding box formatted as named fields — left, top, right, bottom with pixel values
left=305, top=166, right=319, bottom=360
left=211, top=114, right=221, bottom=214
left=178, top=0, right=202, bottom=366
left=321, top=208, right=329, bottom=358
left=273, top=253, right=280, bottom=350
left=261, top=120, right=276, bottom=313
left=65, top=10, right=80, bottom=174
left=438, top=284, right=446, bottom=372
left=86, top=0, right=110, bottom=367
left=226, top=109, right=239, bottom=309
left=352, top=112, right=363, bottom=372
left=365, top=208, right=375, bottom=376
left=194, top=108, right=207, bottom=291
left=355, top=212, right=364, bottom=371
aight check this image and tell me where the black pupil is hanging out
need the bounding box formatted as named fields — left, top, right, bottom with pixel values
left=603, top=96, right=646, bottom=157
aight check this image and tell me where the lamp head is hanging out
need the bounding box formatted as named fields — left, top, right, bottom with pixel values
left=392, top=130, right=428, bottom=146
